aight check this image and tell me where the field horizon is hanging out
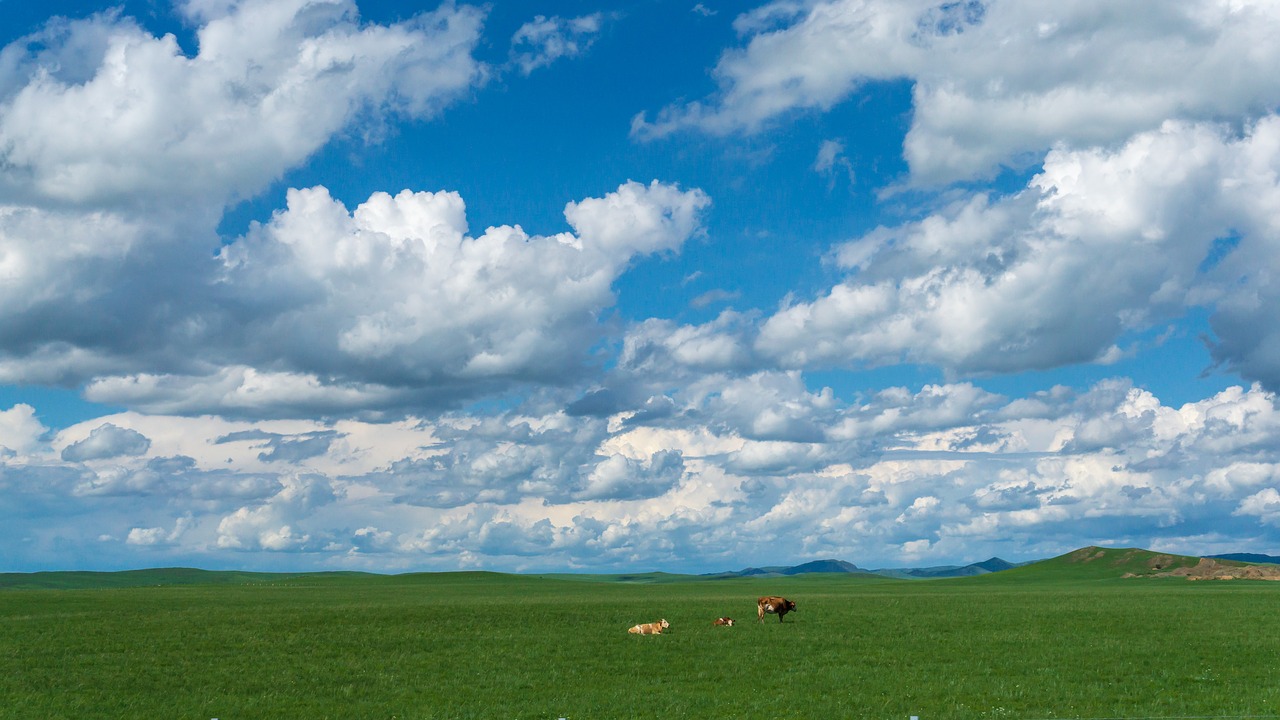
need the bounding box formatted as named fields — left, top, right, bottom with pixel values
left=3, top=544, right=1277, bottom=590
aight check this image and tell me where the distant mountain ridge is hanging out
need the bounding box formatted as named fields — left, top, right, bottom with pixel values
left=706, top=556, right=1019, bottom=580
left=713, top=549, right=1280, bottom=580
left=1209, top=553, right=1280, bottom=565
left=6, top=548, right=1278, bottom=590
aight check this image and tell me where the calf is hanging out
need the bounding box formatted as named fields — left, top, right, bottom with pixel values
left=712, top=617, right=735, bottom=626
left=757, top=596, right=796, bottom=623
left=627, top=618, right=670, bottom=635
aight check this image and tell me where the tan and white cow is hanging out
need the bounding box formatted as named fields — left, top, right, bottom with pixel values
left=712, top=617, right=735, bottom=626
left=627, top=618, right=670, bottom=635
left=757, top=596, right=796, bottom=623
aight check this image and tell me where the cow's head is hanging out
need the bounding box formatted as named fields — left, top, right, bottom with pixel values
left=660, top=618, right=670, bottom=629
left=786, top=601, right=797, bottom=612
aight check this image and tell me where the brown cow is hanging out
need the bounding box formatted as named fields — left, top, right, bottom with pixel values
left=627, top=618, right=670, bottom=635
left=712, top=617, right=735, bottom=626
left=757, top=596, right=796, bottom=623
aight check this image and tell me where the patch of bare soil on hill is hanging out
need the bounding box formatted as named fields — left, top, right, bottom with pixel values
left=1069, top=547, right=1109, bottom=563
left=1132, top=557, right=1280, bottom=581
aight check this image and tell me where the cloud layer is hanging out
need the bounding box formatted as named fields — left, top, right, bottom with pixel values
left=4, top=377, right=1279, bottom=572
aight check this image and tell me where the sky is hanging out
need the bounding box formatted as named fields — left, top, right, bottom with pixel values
left=2, top=0, right=1280, bottom=574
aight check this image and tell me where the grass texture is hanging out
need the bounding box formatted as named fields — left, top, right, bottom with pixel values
left=1, top=556, right=1278, bottom=719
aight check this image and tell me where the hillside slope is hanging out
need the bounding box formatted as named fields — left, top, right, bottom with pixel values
left=996, top=546, right=1280, bottom=582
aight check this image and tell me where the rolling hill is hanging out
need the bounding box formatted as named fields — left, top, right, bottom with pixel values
left=704, top=556, right=1019, bottom=580
left=990, top=546, right=1280, bottom=582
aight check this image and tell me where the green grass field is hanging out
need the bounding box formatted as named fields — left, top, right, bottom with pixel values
left=2, top=549, right=1278, bottom=719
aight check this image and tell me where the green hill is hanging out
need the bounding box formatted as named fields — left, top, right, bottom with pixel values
left=991, top=546, right=1210, bottom=582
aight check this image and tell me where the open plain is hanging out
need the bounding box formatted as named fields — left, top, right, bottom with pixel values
left=1, top=548, right=1277, bottom=719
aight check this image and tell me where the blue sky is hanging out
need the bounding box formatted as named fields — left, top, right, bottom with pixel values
left=1, top=0, right=1279, bottom=573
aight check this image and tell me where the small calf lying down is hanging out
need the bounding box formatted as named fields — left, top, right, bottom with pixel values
left=628, top=619, right=670, bottom=635
left=712, top=617, right=735, bottom=626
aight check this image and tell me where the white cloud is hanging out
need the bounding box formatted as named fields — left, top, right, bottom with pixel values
left=577, top=450, right=685, bottom=501
left=216, top=473, right=336, bottom=551
left=126, top=516, right=190, bottom=547
left=0, top=0, right=485, bottom=207
left=636, top=0, right=1280, bottom=184
left=1236, top=488, right=1280, bottom=525
left=813, top=138, right=855, bottom=185
left=71, top=180, right=707, bottom=416
left=0, top=404, right=46, bottom=457
left=61, top=423, right=151, bottom=462
left=702, top=371, right=836, bottom=442
left=746, top=118, right=1280, bottom=385
left=4, top=379, right=1280, bottom=571
left=0, top=0, right=492, bottom=400
left=1, top=174, right=706, bottom=416
left=510, top=13, right=605, bottom=75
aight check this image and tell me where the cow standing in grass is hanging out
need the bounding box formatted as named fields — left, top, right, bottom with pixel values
left=757, top=596, right=796, bottom=623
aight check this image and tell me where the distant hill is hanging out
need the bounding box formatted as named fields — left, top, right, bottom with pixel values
left=706, top=556, right=1017, bottom=580
left=991, top=546, right=1279, bottom=582
left=993, top=546, right=1202, bottom=581
left=783, top=559, right=865, bottom=575
left=10, top=548, right=1280, bottom=590
left=708, top=548, right=1280, bottom=582
left=1210, top=552, right=1280, bottom=565
left=874, top=557, right=1019, bottom=579
left=0, top=567, right=362, bottom=590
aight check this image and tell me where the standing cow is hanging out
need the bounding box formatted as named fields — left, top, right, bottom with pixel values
left=757, top=596, right=796, bottom=623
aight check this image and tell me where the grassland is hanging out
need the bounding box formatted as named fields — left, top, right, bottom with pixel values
left=1, top=549, right=1278, bottom=719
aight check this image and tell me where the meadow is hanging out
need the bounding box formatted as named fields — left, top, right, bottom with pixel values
left=1, top=551, right=1278, bottom=719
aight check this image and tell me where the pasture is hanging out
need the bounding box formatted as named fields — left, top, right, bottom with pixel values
left=1, top=560, right=1278, bottom=719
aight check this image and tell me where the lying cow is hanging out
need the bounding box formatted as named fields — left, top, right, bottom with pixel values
left=712, top=617, right=735, bottom=626
left=627, top=618, right=670, bottom=635
left=757, top=596, right=797, bottom=623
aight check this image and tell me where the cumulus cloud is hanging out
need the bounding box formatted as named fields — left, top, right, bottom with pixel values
left=0, top=0, right=491, bottom=401
left=627, top=118, right=1280, bottom=390
left=64, top=180, right=707, bottom=417
left=4, top=378, right=1280, bottom=571
left=1236, top=488, right=1280, bottom=525
left=0, top=404, right=46, bottom=456
left=577, top=450, right=685, bottom=501
left=635, top=0, right=1280, bottom=184
left=510, top=13, right=605, bottom=75
left=60, top=423, right=151, bottom=462
left=126, top=516, right=191, bottom=547
left=0, top=0, right=485, bottom=208
left=0, top=21, right=708, bottom=418
left=0, top=144, right=706, bottom=409
left=216, top=473, right=336, bottom=551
